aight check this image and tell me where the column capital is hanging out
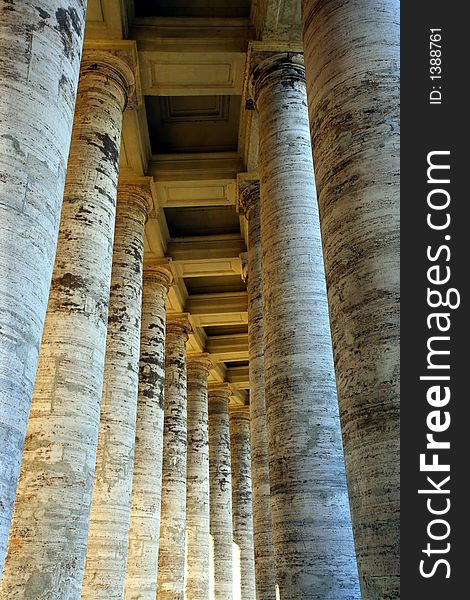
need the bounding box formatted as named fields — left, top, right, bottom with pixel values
left=80, top=49, right=136, bottom=110
left=230, top=405, right=250, bottom=421
left=236, top=174, right=260, bottom=220
left=166, top=313, right=192, bottom=339
left=248, top=50, right=305, bottom=105
left=117, top=180, right=154, bottom=223
left=143, top=261, right=173, bottom=290
left=208, top=383, right=233, bottom=403
left=187, top=353, right=212, bottom=376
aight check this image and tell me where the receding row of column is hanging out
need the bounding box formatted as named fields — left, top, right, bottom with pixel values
left=0, top=42, right=256, bottom=599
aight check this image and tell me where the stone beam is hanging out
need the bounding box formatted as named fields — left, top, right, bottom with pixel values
left=226, top=366, right=250, bottom=390
left=206, top=334, right=249, bottom=362
left=167, top=235, right=246, bottom=261
left=129, top=17, right=253, bottom=53
left=208, top=362, right=228, bottom=384
left=149, top=153, right=243, bottom=181
left=185, top=292, right=248, bottom=327
left=230, top=389, right=248, bottom=407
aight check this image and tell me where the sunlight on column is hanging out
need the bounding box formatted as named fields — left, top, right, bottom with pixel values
left=276, top=583, right=281, bottom=599
left=209, top=534, right=215, bottom=600
left=233, top=542, right=241, bottom=600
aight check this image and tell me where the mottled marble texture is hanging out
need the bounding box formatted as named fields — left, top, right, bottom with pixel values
left=302, top=2, right=400, bottom=597
left=250, top=52, right=360, bottom=599
left=238, top=179, right=276, bottom=600
left=208, top=384, right=234, bottom=600
left=157, top=314, right=191, bottom=600
left=0, top=52, right=133, bottom=599
left=124, top=265, right=172, bottom=600
left=230, top=407, right=256, bottom=600
left=185, top=354, right=212, bottom=600
left=0, top=0, right=86, bottom=572
left=82, top=185, right=152, bottom=599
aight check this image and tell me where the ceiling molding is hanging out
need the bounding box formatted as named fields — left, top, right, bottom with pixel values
left=155, top=179, right=236, bottom=208
left=140, top=51, right=246, bottom=96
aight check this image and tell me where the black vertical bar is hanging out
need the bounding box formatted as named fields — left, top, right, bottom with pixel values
left=401, top=3, right=468, bottom=598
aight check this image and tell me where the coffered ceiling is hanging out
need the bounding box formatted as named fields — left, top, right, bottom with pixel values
left=85, top=0, right=303, bottom=403
left=134, top=0, right=252, bottom=19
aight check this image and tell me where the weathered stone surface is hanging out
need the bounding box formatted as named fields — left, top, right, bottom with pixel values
left=0, top=51, right=133, bottom=599
left=0, top=0, right=86, bottom=572
left=229, top=407, right=256, bottom=600
left=238, top=178, right=276, bottom=600
left=185, top=354, right=212, bottom=600
left=250, top=52, right=360, bottom=599
left=301, top=2, right=400, bottom=597
left=157, top=313, right=192, bottom=600
left=82, top=185, right=153, bottom=599
left=124, top=263, right=173, bottom=600
left=208, top=383, right=234, bottom=600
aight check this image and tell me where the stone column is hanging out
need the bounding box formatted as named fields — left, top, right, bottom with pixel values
left=185, top=354, right=212, bottom=600
left=301, top=2, right=400, bottom=597
left=0, top=1, right=86, bottom=571
left=229, top=407, right=256, bottom=600
left=157, top=313, right=192, bottom=600
left=81, top=183, right=153, bottom=599
left=237, top=177, right=276, bottom=600
left=124, top=263, right=173, bottom=600
left=208, top=383, right=234, bottom=600
left=249, top=51, right=360, bottom=599
left=0, top=51, right=134, bottom=599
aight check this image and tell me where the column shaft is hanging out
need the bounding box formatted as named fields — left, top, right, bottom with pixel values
left=238, top=179, right=276, bottom=600
left=0, top=1, right=86, bottom=570
left=230, top=408, right=256, bottom=600
left=301, top=2, right=400, bottom=597
left=124, top=265, right=173, bottom=600
left=208, top=384, right=234, bottom=600
left=157, top=314, right=191, bottom=600
left=251, top=53, right=360, bottom=599
left=82, top=185, right=152, bottom=598
left=0, top=52, right=133, bottom=599
left=185, top=354, right=212, bottom=600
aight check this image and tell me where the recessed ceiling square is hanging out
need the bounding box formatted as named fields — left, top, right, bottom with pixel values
left=145, top=95, right=241, bottom=154
left=135, top=0, right=251, bottom=18
left=205, top=325, right=248, bottom=337
left=165, top=206, right=240, bottom=237
left=184, top=275, right=246, bottom=295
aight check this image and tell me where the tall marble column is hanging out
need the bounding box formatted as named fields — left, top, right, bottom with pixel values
left=124, top=263, right=173, bottom=600
left=185, top=354, right=212, bottom=600
left=82, top=183, right=153, bottom=599
left=157, top=313, right=192, bottom=600
left=237, top=177, right=276, bottom=600
left=208, top=383, right=234, bottom=600
left=0, top=51, right=135, bottom=599
left=249, top=51, right=360, bottom=599
left=301, top=2, right=400, bottom=597
left=229, top=407, right=256, bottom=600
left=0, top=1, right=86, bottom=571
